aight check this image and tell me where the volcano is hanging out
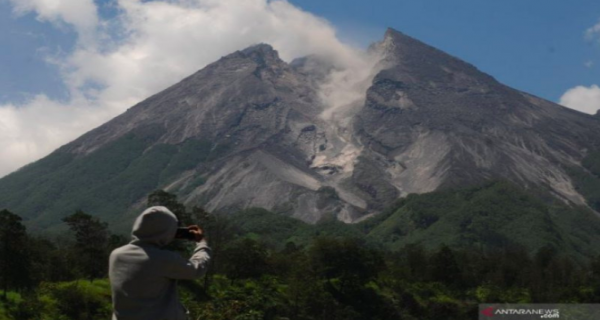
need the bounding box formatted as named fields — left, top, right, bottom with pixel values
left=1, top=28, right=599, bottom=232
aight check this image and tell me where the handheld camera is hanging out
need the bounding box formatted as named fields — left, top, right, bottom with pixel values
left=175, top=227, right=197, bottom=241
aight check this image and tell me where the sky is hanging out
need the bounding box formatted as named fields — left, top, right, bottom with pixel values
left=0, top=0, right=600, bottom=178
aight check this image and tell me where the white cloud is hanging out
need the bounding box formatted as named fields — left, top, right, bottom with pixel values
left=0, top=0, right=376, bottom=177
left=0, top=95, right=116, bottom=175
left=586, top=20, right=600, bottom=42
left=8, top=0, right=99, bottom=43
left=559, top=85, right=600, bottom=115
left=558, top=21, right=600, bottom=116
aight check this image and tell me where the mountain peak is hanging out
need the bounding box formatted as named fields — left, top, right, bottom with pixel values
left=373, top=28, right=472, bottom=73
left=4, top=28, right=600, bottom=235
left=241, top=43, right=280, bottom=63
left=242, top=43, right=276, bottom=54
left=381, top=28, right=471, bottom=67
left=381, top=27, right=434, bottom=52
left=372, top=27, right=497, bottom=89
left=383, top=27, right=408, bottom=41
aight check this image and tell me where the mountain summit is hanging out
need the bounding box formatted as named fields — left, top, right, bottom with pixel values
left=360, top=29, right=600, bottom=202
left=1, top=28, right=599, bottom=232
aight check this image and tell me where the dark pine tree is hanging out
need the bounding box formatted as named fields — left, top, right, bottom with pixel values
left=147, top=190, right=190, bottom=225
left=430, top=245, right=462, bottom=288
left=62, top=210, right=109, bottom=281
left=0, top=209, right=31, bottom=299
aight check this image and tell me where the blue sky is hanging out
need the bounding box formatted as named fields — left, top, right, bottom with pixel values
left=0, top=4, right=73, bottom=103
left=0, top=0, right=599, bottom=177
left=291, top=0, right=600, bottom=102
left=2, top=0, right=599, bottom=103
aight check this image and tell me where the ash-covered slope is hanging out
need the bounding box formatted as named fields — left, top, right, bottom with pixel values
left=1, top=28, right=600, bottom=232
left=356, top=29, right=600, bottom=205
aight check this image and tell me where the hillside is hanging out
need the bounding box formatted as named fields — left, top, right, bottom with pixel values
left=230, top=181, right=600, bottom=262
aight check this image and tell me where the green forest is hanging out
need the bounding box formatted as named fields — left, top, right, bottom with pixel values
left=2, top=182, right=600, bottom=320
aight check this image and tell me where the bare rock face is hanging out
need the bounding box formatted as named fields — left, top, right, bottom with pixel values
left=53, top=43, right=374, bottom=223
left=356, top=29, right=600, bottom=205
left=68, top=44, right=320, bottom=155
left=2, top=29, right=600, bottom=231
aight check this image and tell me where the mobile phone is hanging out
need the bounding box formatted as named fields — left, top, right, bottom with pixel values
left=175, top=227, right=196, bottom=240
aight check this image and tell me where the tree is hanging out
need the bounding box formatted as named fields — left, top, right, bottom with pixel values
left=429, top=245, right=462, bottom=287
left=0, top=209, right=30, bottom=299
left=190, top=205, right=231, bottom=286
left=309, top=237, right=383, bottom=292
left=404, top=244, right=428, bottom=280
left=26, top=236, right=61, bottom=284
left=62, top=210, right=109, bottom=280
left=147, top=190, right=190, bottom=225
left=221, top=238, right=270, bottom=280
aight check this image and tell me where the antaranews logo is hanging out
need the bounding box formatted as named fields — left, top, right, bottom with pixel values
left=480, top=304, right=600, bottom=320
left=488, top=308, right=558, bottom=318
left=481, top=306, right=495, bottom=317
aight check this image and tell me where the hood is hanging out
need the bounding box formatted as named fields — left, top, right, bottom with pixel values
left=130, top=206, right=179, bottom=247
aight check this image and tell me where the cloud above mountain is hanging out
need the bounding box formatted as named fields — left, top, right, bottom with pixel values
left=558, top=20, right=600, bottom=115
left=0, top=0, right=369, bottom=177
left=560, top=85, right=600, bottom=115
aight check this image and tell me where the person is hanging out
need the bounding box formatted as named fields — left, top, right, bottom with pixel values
left=109, top=206, right=211, bottom=320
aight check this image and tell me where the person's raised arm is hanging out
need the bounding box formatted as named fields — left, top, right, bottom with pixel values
left=162, top=226, right=211, bottom=280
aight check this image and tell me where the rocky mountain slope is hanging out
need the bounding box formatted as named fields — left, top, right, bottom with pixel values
left=1, top=28, right=599, bottom=232
left=358, top=30, right=600, bottom=205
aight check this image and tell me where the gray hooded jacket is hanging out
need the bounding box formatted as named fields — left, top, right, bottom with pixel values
left=109, top=206, right=211, bottom=320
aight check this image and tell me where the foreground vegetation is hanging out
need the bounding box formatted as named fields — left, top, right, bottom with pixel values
left=2, top=238, right=600, bottom=320
left=2, top=182, right=600, bottom=319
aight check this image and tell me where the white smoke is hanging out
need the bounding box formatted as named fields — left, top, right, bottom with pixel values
left=0, top=0, right=380, bottom=178
left=318, top=51, right=383, bottom=122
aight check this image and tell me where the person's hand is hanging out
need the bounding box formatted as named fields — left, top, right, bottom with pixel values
left=188, top=225, right=205, bottom=243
